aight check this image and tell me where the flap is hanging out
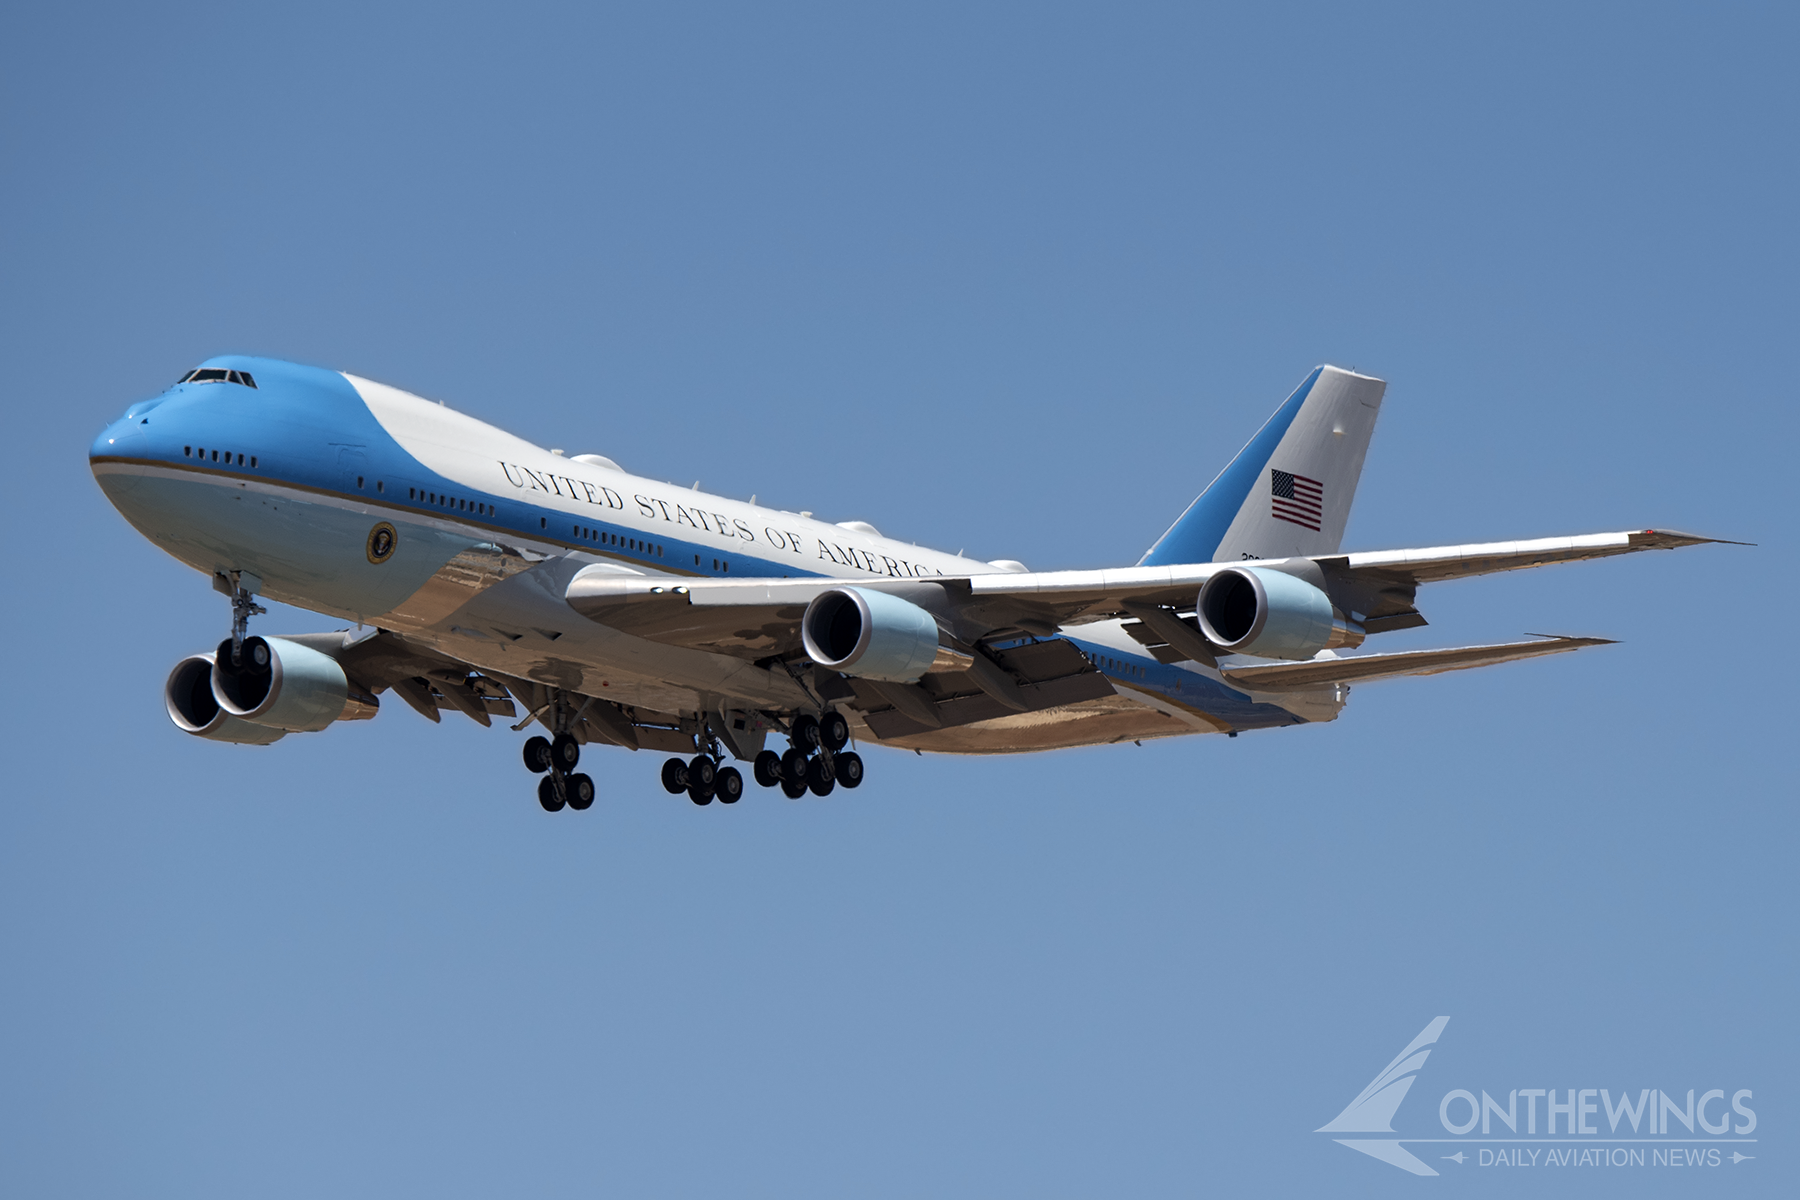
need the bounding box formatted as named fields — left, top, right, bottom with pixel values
left=1220, top=636, right=1614, bottom=691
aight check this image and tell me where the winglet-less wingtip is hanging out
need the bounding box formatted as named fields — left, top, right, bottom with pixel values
left=1522, top=634, right=1619, bottom=647
left=1631, top=529, right=1754, bottom=549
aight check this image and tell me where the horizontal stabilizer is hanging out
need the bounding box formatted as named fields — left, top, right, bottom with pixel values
left=1221, top=636, right=1613, bottom=692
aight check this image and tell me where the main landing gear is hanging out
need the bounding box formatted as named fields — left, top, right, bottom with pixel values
left=520, top=700, right=867, bottom=811
left=659, top=710, right=862, bottom=804
left=746, top=711, right=863, bottom=799
left=658, top=752, right=744, bottom=806
left=523, top=731, right=595, bottom=813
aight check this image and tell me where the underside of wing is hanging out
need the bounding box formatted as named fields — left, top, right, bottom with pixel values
left=1219, top=636, right=1613, bottom=691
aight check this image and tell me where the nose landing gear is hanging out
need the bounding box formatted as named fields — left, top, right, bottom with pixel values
left=211, top=571, right=267, bottom=667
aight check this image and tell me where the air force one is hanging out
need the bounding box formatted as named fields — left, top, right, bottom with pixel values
left=90, top=357, right=1727, bottom=810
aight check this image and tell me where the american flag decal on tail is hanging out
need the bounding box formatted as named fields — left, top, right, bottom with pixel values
left=1270, top=468, right=1323, bottom=530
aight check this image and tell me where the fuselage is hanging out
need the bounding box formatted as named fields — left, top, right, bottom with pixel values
left=91, top=356, right=1326, bottom=751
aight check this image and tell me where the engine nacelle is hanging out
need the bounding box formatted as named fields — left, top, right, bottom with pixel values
left=210, top=636, right=377, bottom=732
left=802, top=587, right=943, bottom=683
left=1195, top=566, right=1363, bottom=661
left=165, top=653, right=287, bottom=744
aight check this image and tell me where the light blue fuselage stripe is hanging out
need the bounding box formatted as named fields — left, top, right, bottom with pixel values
left=1138, top=367, right=1321, bottom=566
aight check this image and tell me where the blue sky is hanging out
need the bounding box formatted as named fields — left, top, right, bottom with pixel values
left=2, top=3, right=1794, bottom=1196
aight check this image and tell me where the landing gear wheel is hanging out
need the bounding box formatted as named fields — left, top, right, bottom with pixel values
left=686, top=754, right=717, bottom=805
left=566, top=773, right=595, bottom=810
left=715, top=767, right=743, bottom=804
left=790, top=714, right=821, bottom=752
left=660, top=757, right=689, bottom=794
left=538, top=775, right=566, bottom=812
left=780, top=775, right=808, bottom=800
left=551, top=733, right=581, bottom=771
left=523, top=736, right=553, bottom=774
left=806, top=755, right=836, bottom=797
left=820, top=710, right=850, bottom=751
left=753, top=750, right=783, bottom=788
left=780, top=746, right=810, bottom=784
left=835, top=751, right=864, bottom=789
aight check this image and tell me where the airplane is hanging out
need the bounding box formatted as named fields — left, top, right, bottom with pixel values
left=89, top=357, right=1728, bottom=811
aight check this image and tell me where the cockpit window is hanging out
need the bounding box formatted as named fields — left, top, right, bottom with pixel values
left=178, top=368, right=258, bottom=388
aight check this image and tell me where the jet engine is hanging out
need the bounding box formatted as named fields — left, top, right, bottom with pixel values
left=206, top=636, right=377, bottom=733
left=802, top=587, right=944, bottom=683
left=1195, top=566, right=1364, bottom=661
left=165, top=652, right=289, bottom=744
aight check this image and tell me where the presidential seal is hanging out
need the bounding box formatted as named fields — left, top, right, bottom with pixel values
left=366, top=522, right=398, bottom=564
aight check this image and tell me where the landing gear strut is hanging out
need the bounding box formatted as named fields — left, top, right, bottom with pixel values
left=212, top=571, right=267, bottom=667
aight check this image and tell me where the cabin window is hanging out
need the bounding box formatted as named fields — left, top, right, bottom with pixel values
left=184, top=446, right=191, bottom=457
left=250, top=456, right=257, bottom=467
left=237, top=453, right=245, bottom=466
left=376, top=480, right=383, bottom=492
left=356, top=475, right=364, bottom=488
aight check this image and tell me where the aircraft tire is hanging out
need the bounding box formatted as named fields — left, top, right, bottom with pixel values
left=688, top=779, right=714, bottom=805
left=820, top=711, right=850, bottom=751
left=780, top=746, right=810, bottom=784
left=567, top=773, right=595, bottom=810
left=806, top=755, right=835, bottom=797
left=790, top=714, right=821, bottom=751
left=780, top=775, right=808, bottom=800
left=523, top=736, right=553, bottom=774
left=551, top=733, right=581, bottom=771
left=660, top=758, right=688, bottom=794
left=836, top=751, right=864, bottom=789
left=753, top=750, right=783, bottom=788
left=538, top=775, right=566, bottom=812
left=715, top=767, right=743, bottom=804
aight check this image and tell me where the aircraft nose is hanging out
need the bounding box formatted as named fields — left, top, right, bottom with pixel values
left=92, top=416, right=140, bottom=460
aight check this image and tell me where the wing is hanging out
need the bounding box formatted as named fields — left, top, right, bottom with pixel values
left=561, top=528, right=1731, bottom=660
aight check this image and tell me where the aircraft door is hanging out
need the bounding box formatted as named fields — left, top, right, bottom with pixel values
left=335, top=445, right=369, bottom=493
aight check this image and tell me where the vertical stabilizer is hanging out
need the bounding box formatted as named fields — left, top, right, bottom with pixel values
left=1140, top=366, right=1385, bottom=565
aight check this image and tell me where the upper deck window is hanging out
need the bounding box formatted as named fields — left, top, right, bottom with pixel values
left=179, top=368, right=258, bottom=388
